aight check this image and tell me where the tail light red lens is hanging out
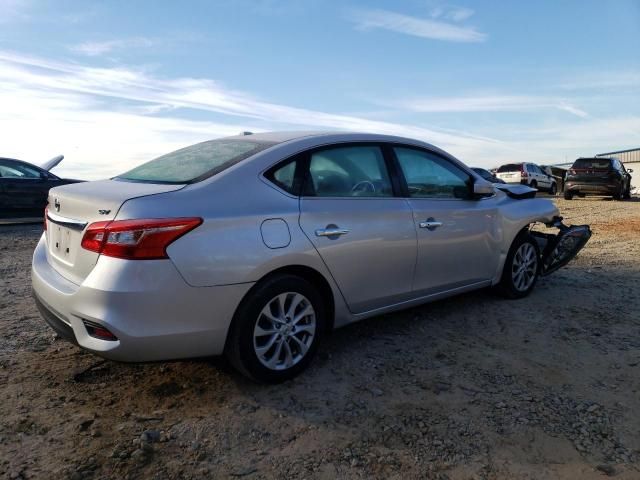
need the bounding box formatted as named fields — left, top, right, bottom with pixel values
left=520, top=165, right=528, bottom=178
left=81, top=218, right=202, bottom=260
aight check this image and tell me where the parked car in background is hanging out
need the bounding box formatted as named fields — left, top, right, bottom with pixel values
left=0, top=156, right=82, bottom=219
left=495, top=163, right=557, bottom=194
left=564, top=157, right=632, bottom=200
left=471, top=167, right=505, bottom=184
left=32, top=132, right=591, bottom=382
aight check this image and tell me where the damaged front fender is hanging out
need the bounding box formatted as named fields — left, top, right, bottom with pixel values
left=531, top=217, right=592, bottom=276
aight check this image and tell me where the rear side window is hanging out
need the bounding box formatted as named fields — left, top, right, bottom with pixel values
left=307, top=146, right=393, bottom=197
left=266, top=160, right=299, bottom=194
left=497, top=164, right=521, bottom=173
left=116, top=139, right=275, bottom=184
left=572, top=158, right=612, bottom=169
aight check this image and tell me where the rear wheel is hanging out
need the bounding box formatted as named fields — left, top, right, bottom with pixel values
left=623, top=185, right=632, bottom=200
left=530, top=180, right=538, bottom=189
left=549, top=182, right=557, bottom=195
left=564, top=190, right=574, bottom=200
left=496, top=232, right=540, bottom=299
left=225, top=274, right=325, bottom=383
left=613, top=185, right=623, bottom=201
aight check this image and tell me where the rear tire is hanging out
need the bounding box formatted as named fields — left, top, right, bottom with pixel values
left=613, top=186, right=623, bottom=201
left=530, top=180, right=538, bottom=189
left=564, top=190, right=573, bottom=200
left=225, top=274, right=325, bottom=383
left=623, top=186, right=632, bottom=200
left=496, top=232, right=540, bottom=299
left=549, top=183, right=557, bottom=195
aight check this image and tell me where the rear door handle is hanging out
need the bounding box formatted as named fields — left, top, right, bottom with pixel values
left=419, top=218, right=443, bottom=231
left=315, top=227, right=349, bottom=237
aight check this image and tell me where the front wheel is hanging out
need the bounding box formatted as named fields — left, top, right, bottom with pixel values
left=496, top=233, right=540, bottom=299
left=225, top=274, right=325, bottom=383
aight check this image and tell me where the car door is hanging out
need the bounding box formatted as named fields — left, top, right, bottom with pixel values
left=0, top=160, right=49, bottom=216
left=392, top=146, right=501, bottom=295
left=297, top=144, right=417, bottom=314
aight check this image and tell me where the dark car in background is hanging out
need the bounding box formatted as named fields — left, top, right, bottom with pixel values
left=564, top=157, right=632, bottom=200
left=0, top=157, right=82, bottom=219
left=471, top=167, right=506, bottom=184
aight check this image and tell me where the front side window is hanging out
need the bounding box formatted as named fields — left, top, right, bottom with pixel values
left=394, top=147, right=471, bottom=199
left=116, top=139, right=275, bottom=184
left=0, top=161, right=42, bottom=179
left=306, top=146, right=393, bottom=197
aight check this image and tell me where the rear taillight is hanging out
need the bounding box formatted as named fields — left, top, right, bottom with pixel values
left=520, top=165, right=528, bottom=178
left=81, top=218, right=202, bottom=260
left=44, top=205, right=48, bottom=231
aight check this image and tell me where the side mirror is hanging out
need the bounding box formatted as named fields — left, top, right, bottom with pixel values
left=627, top=168, right=633, bottom=173
left=39, top=172, right=49, bottom=181
left=473, top=181, right=494, bottom=197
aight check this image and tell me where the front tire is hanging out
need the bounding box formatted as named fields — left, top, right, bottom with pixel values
left=496, top=232, right=540, bottom=299
left=225, top=274, right=325, bottom=383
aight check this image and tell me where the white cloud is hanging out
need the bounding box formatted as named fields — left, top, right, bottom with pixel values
left=557, top=71, right=640, bottom=91
left=0, top=49, right=507, bottom=178
left=350, top=8, right=486, bottom=43
left=70, top=37, right=156, bottom=56
left=0, top=49, right=637, bottom=177
left=383, top=95, right=589, bottom=117
left=446, top=7, right=474, bottom=22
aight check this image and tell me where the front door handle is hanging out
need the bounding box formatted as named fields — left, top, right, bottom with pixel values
left=315, top=226, right=350, bottom=238
left=419, top=218, right=443, bottom=231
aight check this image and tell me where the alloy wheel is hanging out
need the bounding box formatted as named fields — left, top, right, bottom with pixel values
left=253, top=292, right=316, bottom=371
left=511, top=243, right=538, bottom=292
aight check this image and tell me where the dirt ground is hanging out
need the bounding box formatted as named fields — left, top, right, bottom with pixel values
left=1, top=197, right=639, bottom=480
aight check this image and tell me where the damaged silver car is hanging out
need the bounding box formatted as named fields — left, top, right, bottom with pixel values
left=32, top=132, right=591, bottom=382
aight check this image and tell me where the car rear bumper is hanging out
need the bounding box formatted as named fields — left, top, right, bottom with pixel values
left=31, top=235, right=253, bottom=362
left=565, top=181, right=619, bottom=194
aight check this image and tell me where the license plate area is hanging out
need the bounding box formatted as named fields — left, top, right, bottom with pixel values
left=49, top=224, right=76, bottom=264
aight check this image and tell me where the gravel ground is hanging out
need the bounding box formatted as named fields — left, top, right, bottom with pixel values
left=1, top=197, right=639, bottom=479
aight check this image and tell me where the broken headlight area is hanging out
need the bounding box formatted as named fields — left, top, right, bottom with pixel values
left=531, top=217, right=592, bottom=276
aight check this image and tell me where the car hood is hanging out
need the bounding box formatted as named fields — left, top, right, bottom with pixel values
left=495, top=183, right=537, bottom=199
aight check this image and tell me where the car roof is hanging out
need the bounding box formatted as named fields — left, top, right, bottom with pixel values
left=222, top=130, right=440, bottom=148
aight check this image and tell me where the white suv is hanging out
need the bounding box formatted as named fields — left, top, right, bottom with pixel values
left=495, top=163, right=557, bottom=194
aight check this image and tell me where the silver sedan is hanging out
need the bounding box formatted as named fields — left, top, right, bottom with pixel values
left=32, top=132, right=590, bottom=382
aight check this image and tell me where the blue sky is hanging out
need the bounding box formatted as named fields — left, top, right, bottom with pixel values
left=1, top=0, right=639, bottom=179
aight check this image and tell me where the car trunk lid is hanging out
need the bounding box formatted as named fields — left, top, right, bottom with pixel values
left=45, top=180, right=185, bottom=284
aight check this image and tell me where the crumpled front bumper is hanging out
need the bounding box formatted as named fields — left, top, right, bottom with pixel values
left=531, top=217, right=592, bottom=276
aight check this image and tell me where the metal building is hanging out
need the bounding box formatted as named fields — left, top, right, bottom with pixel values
left=596, top=147, right=640, bottom=168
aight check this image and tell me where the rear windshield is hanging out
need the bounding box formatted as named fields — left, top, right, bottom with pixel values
left=116, top=139, right=275, bottom=184
left=572, top=158, right=612, bottom=169
left=497, top=163, right=521, bottom=173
